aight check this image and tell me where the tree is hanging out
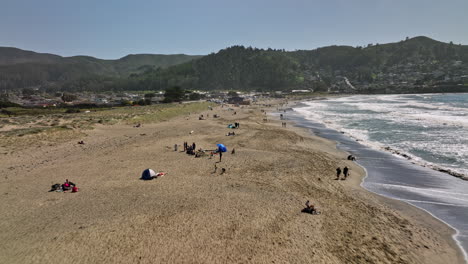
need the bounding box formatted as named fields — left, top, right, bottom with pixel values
left=163, top=86, right=185, bottom=103
left=121, top=100, right=132, bottom=106
left=189, top=92, right=201, bottom=100
left=144, top=93, right=156, bottom=99
left=135, top=99, right=151, bottom=105
left=22, top=88, right=36, bottom=96
left=61, top=93, right=77, bottom=102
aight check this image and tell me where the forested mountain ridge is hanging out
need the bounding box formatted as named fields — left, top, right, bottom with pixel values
left=131, top=36, right=468, bottom=93
left=0, top=47, right=202, bottom=91
left=2, top=36, right=468, bottom=93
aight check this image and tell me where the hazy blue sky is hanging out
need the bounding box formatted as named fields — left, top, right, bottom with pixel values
left=1, top=0, right=467, bottom=59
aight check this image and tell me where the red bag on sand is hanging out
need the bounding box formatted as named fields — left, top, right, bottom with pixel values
left=72, top=186, right=79, bottom=193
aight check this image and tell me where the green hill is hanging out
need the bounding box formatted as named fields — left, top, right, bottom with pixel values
left=0, top=48, right=202, bottom=91
left=0, top=47, right=62, bottom=65
left=127, top=36, right=468, bottom=93
left=1, top=36, right=467, bottom=93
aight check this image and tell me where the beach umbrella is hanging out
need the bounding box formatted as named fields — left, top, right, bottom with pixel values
left=217, top=144, right=227, bottom=152
left=141, top=168, right=157, bottom=180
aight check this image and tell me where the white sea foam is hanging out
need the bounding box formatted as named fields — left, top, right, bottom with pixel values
left=293, top=94, right=468, bottom=178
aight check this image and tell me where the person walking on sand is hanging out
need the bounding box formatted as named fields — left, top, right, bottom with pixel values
left=219, top=150, right=223, bottom=162
left=192, top=142, right=196, bottom=151
left=336, top=167, right=341, bottom=180
left=174, top=144, right=178, bottom=151
left=343, top=166, right=349, bottom=180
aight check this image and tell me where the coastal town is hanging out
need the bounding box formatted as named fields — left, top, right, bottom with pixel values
left=320, top=59, right=468, bottom=93
left=2, top=56, right=467, bottom=109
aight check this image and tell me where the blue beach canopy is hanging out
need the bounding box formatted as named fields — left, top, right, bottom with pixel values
left=217, top=144, right=227, bottom=152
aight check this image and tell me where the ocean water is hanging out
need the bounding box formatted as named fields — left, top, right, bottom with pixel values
left=295, top=93, right=468, bottom=178
left=289, top=93, right=468, bottom=261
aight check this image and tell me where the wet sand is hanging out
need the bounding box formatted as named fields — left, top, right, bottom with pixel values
left=0, top=102, right=464, bottom=263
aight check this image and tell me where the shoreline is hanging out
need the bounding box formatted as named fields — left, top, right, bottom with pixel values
left=282, top=100, right=466, bottom=263
left=0, top=100, right=464, bottom=263
left=295, top=95, right=468, bottom=181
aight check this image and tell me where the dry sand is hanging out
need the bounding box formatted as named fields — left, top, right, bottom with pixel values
left=0, top=102, right=464, bottom=264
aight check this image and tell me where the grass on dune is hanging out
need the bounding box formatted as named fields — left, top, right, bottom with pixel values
left=0, top=102, right=215, bottom=150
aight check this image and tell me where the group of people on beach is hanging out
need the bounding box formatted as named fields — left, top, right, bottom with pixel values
left=336, top=166, right=349, bottom=180
left=183, top=141, right=197, bottom=155
left=49, top=179, right=78, bottom=193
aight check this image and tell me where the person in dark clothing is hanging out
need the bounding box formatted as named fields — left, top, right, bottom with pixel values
left=336, top=167, right=341, bottom=180
left=186, top=145, right=195, bottom=155
left=219, top=151, right=223, bottom=162
left=183, top=142, right=187, bottom=151
left=302, top=200, right=318, bottom=214
left=343, top=166, right=349, bottom=179
left=192, top=142, right=196, bottom=150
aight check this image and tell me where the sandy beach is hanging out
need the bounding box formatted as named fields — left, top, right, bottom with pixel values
left=0, top=101, right=464, bottom=264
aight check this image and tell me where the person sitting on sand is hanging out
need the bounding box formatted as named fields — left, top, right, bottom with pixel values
left=62, top=179, right=75, bottom=191
left=303, top=200, right=317, bottom=214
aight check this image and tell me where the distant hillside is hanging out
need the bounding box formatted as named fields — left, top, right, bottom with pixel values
left=0, top=48, right=202, bottom=91
left=1, top=36, right=468, bottom=93
left=126, top=36, right=468, bottom=93
left=0, top=47, right=62, bottom=65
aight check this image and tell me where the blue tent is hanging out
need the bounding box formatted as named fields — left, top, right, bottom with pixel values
left=217, top=144, right=227, bottom=152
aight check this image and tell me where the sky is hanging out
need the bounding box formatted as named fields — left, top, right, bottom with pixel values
left=1, top=0, right=468, bottom=59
